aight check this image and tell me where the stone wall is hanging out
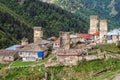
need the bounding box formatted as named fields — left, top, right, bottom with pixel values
left=57, top=56, right=79, bottom=65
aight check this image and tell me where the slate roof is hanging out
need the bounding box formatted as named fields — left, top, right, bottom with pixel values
left=19, top=43, right=47, bottom=52
left=107, top=29, right=120, bottom=36
left=0, top=50, right=18, bottom=56
left=6, top=45, right=22, bottom=50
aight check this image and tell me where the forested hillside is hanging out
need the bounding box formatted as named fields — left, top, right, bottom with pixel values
left=0, top=0, right=88, bottom=49
left=43, top=0, right=120, bottom=30
left=0, top=3, right=33, bottom=49
left=0, top=0, right=88, bottom=37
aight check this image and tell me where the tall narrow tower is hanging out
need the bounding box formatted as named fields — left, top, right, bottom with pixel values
left=99, top=20, right=108, bottom=43
left=59, top=31, right=70, bottom=50
left=34, top=27, right=43, bottom=43
left=89, top=16, right=99, bottom=34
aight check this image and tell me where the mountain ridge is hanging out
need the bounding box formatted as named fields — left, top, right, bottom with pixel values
left=40, top=0, right=120, bottom=30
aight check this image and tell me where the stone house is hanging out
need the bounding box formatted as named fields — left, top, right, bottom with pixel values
left=70, top=34, right=80, bottom=43
left=0, top=50, right=19, bottom=64
left=53, top=38, right=60, bottom=49
left=19, top=43, right=48, bottom=61
left=76, top=33, right=93, bottom=43
left=56, top=49, right=84, bottom=65
left=107, top=29, right=120, bottom=43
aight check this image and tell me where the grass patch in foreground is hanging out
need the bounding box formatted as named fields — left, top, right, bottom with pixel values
left=11, top=53, right=53, bottom=67
left=94, top=43, right=120, bottom=54
left=47, top=58, right=120, bottom=80
left=0, top=64, right=7, bottom=69
left=11, top=59, right=48, bottom=67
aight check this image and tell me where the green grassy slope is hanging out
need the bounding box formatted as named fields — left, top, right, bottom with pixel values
left=0, top=58, right=120, bottom=80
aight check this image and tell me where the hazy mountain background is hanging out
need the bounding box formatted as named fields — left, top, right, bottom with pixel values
left=41, top=0, right=120, bottom=29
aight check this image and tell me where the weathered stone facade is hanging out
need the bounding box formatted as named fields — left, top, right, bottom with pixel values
left=59, top=32, right=70, bottom=49
left=99, top=20, right=108, bottom=43
left=34, top=27, right=43, bottom=43
left=0, top=50, right=19, bottom=64
left=89, top=16, right=99, bottom=34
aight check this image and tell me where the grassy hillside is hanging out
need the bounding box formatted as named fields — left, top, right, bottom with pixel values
left=0, top=58, right=120, bottom=80
left=47, top=59, right=120, bottom=80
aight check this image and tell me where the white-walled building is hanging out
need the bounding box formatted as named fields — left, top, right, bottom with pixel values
left=107, top=29, right=120, bottom=43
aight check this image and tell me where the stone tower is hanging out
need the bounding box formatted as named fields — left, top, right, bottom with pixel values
left=99, top=20, right=108, bottom=43
left=59, top=32, right=70, bottom=50
left=89, top=16, right=99, bottom=34
left=34, top=27, right=43, bottom=43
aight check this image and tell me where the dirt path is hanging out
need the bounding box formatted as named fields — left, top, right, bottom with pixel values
left=113, top=74, right=120, bottom=80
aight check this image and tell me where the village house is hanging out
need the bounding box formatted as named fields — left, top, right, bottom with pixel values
left=70, top=34, right=80, bottom=43
left=76, top=33, right=93, bottom=43
left=0, top=50, right=19, bottom=64
left=54, top=31, right=88, bottom=65
left=107, top=29, right=120, bottom=43
left=19, top=27, right=50, bottom=61
left=19, top=43, right=47, bottom=61
left=53, top=38, right=60, bottom=49
left=56, top=49, right=84, bottom=65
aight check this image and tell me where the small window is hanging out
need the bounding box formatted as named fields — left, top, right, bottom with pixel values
left=117, top=35, right=119, bottom=39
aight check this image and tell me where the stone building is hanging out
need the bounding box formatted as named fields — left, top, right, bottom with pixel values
left=56, top=49, right=82, bottom=65
left=0, top=50, right=19, bottom=64
left=53, top=38, right=60, bottom=49
left=59, top=32, right=70, bottom=49
left=19, top=43, right=47, bottom=61
left=107, top=29, right=120, bottom=43
left=89, top=15, right=108, bottom=44
left=99, top=20, right=108, bottom=43
left=89, top=16, right=99, bottom=34
left=34, top=27, right=43, bottom=43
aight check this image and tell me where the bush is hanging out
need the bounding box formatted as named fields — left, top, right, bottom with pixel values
left=116, top=41, right=120, bottom=48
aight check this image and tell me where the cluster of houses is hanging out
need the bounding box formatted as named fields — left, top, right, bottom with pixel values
left=0, top=15, right=120, bottom=65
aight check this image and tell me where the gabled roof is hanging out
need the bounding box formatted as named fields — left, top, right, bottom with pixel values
left=54, top=38, right=60, bottom=43
left=19, top=43, right=47, bottom=52
left=93, top=31, right=99, bottom=36
left=107, top=29, right=120, bottom=36
left=76, top=33, right=93, bottom=39
left=6, top=45, right=22, bottom=50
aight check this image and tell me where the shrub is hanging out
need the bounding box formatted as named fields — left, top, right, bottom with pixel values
left=116, top=41, right=120, bottom=48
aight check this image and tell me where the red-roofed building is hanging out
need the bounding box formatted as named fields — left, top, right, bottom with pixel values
left=93, top=31, right=100, bottom=36
left=76, top=34, right=93, bottom=39
left=53, top=38, right=60, bottom=49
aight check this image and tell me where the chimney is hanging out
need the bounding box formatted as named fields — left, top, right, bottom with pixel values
left=21, top=37, right=28, bottom=46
